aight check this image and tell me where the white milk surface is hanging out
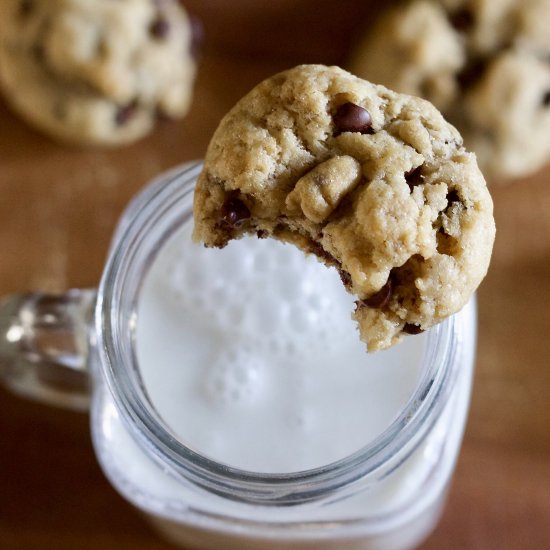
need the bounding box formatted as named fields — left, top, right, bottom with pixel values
left=136, top=225, right=426, bottom=473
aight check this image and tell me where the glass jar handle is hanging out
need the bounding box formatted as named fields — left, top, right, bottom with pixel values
left=0, top=289, right=95, bottom=411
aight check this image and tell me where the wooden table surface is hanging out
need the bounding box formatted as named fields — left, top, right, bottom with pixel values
left=1, top=2, right=549, bottom=548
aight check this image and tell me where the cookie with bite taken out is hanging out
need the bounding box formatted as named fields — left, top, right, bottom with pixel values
left=193, top=64, right=495, bottom=351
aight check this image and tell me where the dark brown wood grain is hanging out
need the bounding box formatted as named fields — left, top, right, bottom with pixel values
left=1, top=2, right=549, bottom=548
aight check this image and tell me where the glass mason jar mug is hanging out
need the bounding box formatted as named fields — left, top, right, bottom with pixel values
left=0, top=162, right=476, bottom=550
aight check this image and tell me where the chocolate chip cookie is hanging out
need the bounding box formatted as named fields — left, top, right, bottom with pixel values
left=193, top=64, right=495, bottom=352
left=350, top=0, right=550, bottom=181
left=0, top=0, right=198, bottom=146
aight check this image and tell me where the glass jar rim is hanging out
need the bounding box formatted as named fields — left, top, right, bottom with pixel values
left=96, top=161, right=458, bottom=506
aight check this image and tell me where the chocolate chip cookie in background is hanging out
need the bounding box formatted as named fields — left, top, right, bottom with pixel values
left=0, top=0, right=199, bottom=146
left=349, top=0, right=550, bottom=182
left=193, top=64, right=495, bottom=351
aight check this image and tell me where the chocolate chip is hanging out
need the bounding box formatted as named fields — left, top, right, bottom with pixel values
left=405, top=166, right=424, bottom=191
left=333, top=102, right=372, bottom=134
left=362, top=278, right=393, bottom=309
left=220, top=197, right=250, bottom=228
left=149, top=17, right=170, bottom=39
left=403, top=323, right=424, bottom=335
left=542, top=91, right=550, bottom=107
left=446, top=190, right=460, bottom=204
left=256, top=229, right=268, bottom=239
left=448, top=8, right=474, bottom=32
left=456, top=58, right=487, bottom=90
left=339, top=269, right=352, bottom=288
left=114, top=99, right=138, bottom=126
